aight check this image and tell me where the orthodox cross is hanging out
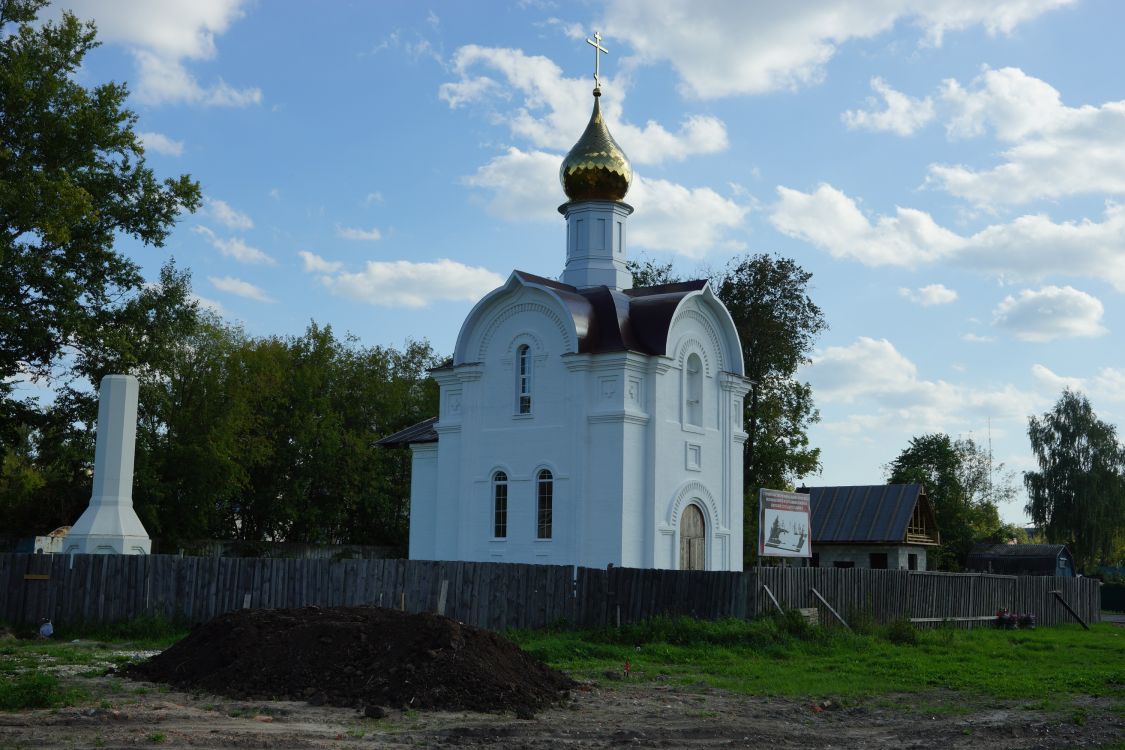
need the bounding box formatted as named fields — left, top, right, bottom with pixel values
left=586, top=31, right=608, bottom=90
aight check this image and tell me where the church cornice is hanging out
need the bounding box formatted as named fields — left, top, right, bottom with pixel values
left=587, top=410, right=649, bottom=426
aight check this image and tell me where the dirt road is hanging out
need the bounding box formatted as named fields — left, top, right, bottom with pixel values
left=1, top=673, right=1121, bottom=749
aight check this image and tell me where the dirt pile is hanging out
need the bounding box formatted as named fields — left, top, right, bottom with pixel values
left=127, top=606, right=574, bottom=715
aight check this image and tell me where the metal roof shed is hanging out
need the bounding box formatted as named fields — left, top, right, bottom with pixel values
left=966, top=543, right=1076, bottom=577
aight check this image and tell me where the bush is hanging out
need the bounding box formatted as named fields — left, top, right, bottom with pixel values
left=882, top=618, right=918, bottom=646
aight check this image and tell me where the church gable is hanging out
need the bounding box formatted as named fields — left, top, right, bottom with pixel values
left=454, top=274, right=579, bottom=366
left=666, top=286, right=744, bottom=378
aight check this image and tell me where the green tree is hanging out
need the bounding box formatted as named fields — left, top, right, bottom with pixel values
left=0, top=0, right=200, bottom=400
left=1025, top=389, right=1125, bottom=571
left=887, top=433, right=1015, bottom=570
left=626, top=256, right=678, bottom=287
left=127, top=320, right=440, bottom=550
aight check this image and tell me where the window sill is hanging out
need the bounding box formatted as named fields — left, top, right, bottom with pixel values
left=681, top=423, right=705, bottom=435
left=512, top=413, right=534, bottom=420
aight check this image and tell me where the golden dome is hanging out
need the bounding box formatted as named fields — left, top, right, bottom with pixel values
left=559, top=90, right=632, bottom=202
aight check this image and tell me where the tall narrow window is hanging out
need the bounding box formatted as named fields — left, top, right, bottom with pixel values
left=517, top=344, right=532, bottom=414
left=685, top=353, right=702, bottom=426
left=493, top=471, right=508, bottom=538
left=536, top=469, right=553, bottom=539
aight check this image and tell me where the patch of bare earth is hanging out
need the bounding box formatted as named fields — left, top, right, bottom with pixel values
left=0, top=676, right=1122, bottom=749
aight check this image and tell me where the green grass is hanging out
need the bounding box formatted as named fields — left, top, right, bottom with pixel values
left=53, top=616, right=188, bottom=648
left=0, top=672, right=87, bottom=710
left=508, top=614, right=1125, bottom=702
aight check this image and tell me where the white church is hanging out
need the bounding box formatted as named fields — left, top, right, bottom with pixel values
left=380, top=42, right=751, bottom=571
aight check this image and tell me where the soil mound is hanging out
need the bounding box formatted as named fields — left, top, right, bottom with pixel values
left=127, top=606, right=574, bottom=715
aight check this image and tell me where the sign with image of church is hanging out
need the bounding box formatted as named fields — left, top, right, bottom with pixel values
left=379, top=36, right=751, bottom=572
left=758, top=489, right=811, bottom=558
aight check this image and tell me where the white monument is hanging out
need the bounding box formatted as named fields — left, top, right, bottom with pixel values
left=65, top=374, right=151, bottom=555
left=383, top=35, right=751, bottom=571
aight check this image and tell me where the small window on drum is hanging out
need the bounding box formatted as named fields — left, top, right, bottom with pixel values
left=493, top=471, right=508, bottom=538
left=517, top=344, right=532, bottom=414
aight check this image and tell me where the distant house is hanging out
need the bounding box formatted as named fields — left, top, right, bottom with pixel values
left=802, top=484, right=940, bottom=570
left=966, top=543, right=1076, bottom=577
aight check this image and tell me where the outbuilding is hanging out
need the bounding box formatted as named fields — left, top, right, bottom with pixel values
left=966, top=543, right=1076, bottom=577
left=804, top=483, right=940, bottom=570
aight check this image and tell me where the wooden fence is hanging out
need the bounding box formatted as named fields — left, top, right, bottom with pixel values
left=0, top=554, right=1101, bottom=631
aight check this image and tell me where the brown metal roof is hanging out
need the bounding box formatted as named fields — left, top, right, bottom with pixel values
left=513, top=271, right=707, bottom=356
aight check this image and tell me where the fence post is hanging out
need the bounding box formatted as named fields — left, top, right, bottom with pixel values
left=1049, top=589, right=1090, bottom=630
left=810, top=587, right=850, bottom=630
left=761, top=584, right=783, bottom=614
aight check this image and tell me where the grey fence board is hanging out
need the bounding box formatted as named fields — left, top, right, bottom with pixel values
left=0, top=554, right=1101, bottom=632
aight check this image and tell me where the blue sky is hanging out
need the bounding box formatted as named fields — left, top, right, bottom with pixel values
left=43, top=0, right=1125, bottom=523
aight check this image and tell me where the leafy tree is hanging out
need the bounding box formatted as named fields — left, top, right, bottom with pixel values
left=887, top=433, right=1015, bottom=570
left=626, top=256, right=678, bottom=287
left=131, top=321, right=441, bottom=549
left=1024, top=389, right=1125, bottom=571
left=0, top=0, right=200, bottom=406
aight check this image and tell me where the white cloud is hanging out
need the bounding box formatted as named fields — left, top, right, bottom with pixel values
left=842, top=77, right=935, bottom=136
left=368, top=30, right=444, bottom=66
left=137, top=131, right=183, bottom=156
left=899, top=284, right=957, bottom=306
left=365, top=191, right=384, bottom=204
left=627, top=176, right=749, bottom=258
left=317, top=259, right=503, bottom=308
left=463, top=147, right=562, bottom=222
left=205, top=197, right=253, bottom=230
left=1032, top=364, right=1125, bottom=404
left=194, top=226, right=274, bottom=265
left=992, top=286, right=1107, bottom=342
left=463, top=147, right=749, bottom=257
left=61, top=0, right=261, bottom=107
left=770, top=184, right=1125, bottom=290
left=298, top=250, right=343, bottom=273
left=961, top=333, right=995, bottom=343
left=771, top=183, right=960, bottom=267
left=439, top=45, right=727, bottom=164
left=805, top=336, right=1038, bottom=435
left=929, top=67, right=1125, bottom=205
left=209, top=275, right=274, bottom=302
left=336, top=226, right=383, bottom=241
left=1030, top=363, right=1085, bottom=393
left=602, top=0, right=1073, bottom=99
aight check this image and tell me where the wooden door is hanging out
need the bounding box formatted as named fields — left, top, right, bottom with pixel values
left=679, top=504, right=706, bottom=571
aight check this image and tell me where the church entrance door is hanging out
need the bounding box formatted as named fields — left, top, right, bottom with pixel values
left=679, top=504, right=706, bottom=570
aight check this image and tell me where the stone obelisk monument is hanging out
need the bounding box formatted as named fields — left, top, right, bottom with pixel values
left=65, top=375, right=151, bottom=555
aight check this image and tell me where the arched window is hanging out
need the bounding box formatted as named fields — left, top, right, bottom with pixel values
left=517, top=344, right=532, bottom=414
left=685, top=353, right=703, bottom=426
left=492, top=471, right=508, bottom=538
left=536, top=469, right=553, bottom=539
